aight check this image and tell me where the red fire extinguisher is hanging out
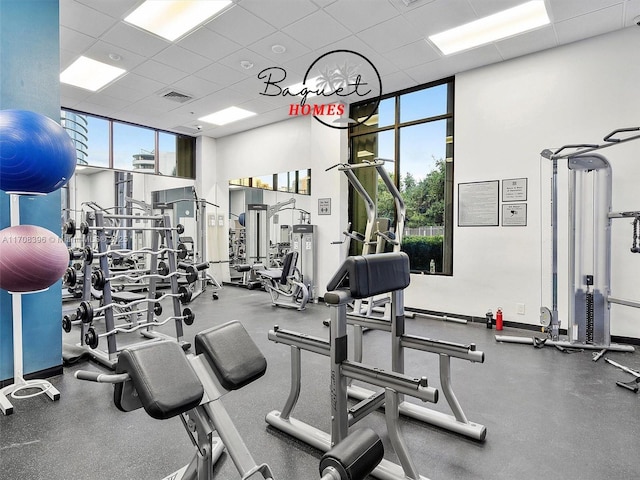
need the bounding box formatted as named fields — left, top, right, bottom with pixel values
left=496, top=308, right=503, bottom=331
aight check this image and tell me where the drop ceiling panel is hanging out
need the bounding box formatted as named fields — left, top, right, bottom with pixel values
left=384, top=39, right=441, bottom=70
left=133, top=59, right=189, bottom=85
left=380, top=70, right=416, bottom=94
left=548, top=0, right=625, bottom=22
left=404, top=0, right=477, bottom=34
left=625, top=1, right=640, bottom=25
left=357, top=15, right=424, bottom=53
left=171, top=76, right=222, bottom=99
left=467, top=0, right=531, bottom=17
left=247, top=31, right=312, bottom=64
left=75, top=0, right=137, bottom=19
left=206, top=5, right=277, bottom=46
left=100, top=82, right=155, bottom=103
left=555, top=4, right=625, bottom=44
left=115, top=73, right=166, bottom=95
left=217, top=48, right=275, bottom=76
left=153, top=45, right=212, bottom=74
left=101, top=22, right=171, bottom=58
left=193, top=62, right=246, bottom=85
left=311, top=0, right=338, bottom=8
left=495, top=25, right=558, bottom=60
left=177, top=28, right=243, bottom=62
left=283, top=10, right=352, bottom=50
left=60, top=26, right=96, bottom=55
left=320, top=35, right=400, bottom=77
left=239, top=0, right=319, bottom=29
left=60, top=1, right=117, bottom=38
left=83, top=40, right=147, bottom=71
left=324, top=0, right=400, bottom=33
left=388, top=0, right=438, bottom=13
left=60, top=84, right=93, bottom=105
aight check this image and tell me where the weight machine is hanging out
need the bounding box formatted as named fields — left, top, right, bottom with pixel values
left=497, top=126, right=640, bottom=355
left=76, top=321, right=384, bottom=480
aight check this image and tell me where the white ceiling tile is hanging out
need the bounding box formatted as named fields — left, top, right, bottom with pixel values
left=115, top=73, right=166, bottom=94
left=283, top=10, right=352, bottom=49
left=177, top=28, right=242, bottom=62
left=190, top=89, right=254, bottom=116
left=321, top=35, right=400, bottom=76
left=380, top=70, right=415, bottom=94
left=281, top=50, right=327, bottom=76
left=237, top=97, right=282, bottom=114
left=384, top=39, right=441, bottom=70
left=624, top=0, right=640, bottom=26
left=72, top=100, right=123, bottom=118
left=60, top=26, right=96, bottom=54
left=193, top=62, right=246, bottom=85
left=60, top=84, right=93, bottom=104
left=495, top=25, right=558, bottom=60
left=171, top=76, right=222, bottom=98
left=357, top=15, right=424, bottom=53
left=82, top=93, right=131, bottom=110
left=118, top=96, right=176, bottom=116
left=405, top=44, right=503, bottom=83
left=403, top=0, right=477, bottom=35
left=247, top=31, right=311, bottom=64
left=101, top=22, right=171, bottom=58
left=206, top=5, right=277, bottom=46
left=388, top=0, right=438, bottom=13
left=467, top=0, right=530, bottom=17
left=60, top=0, right=118, bottom=38
left=100, top=82, right=154, bottom=102
left=555, top=4, right=625, bottom=45
left=83, top=40, right=147, bottom=71
left=325, top=0, right=400, bottom=32
left=239, top=0, right=319, bottom=29
left=217, top=48, right=275, bottom=75
left=548, top=0, right=624, bottom=22
left=75, top=0, right=138, bottom=19
left=60, top=49, right=79, bottom=70
left=133, top=60, right=189, bottom=85
left=153, top=46, right=212, bottom=74
left=311, top=0, right=338, bottom=6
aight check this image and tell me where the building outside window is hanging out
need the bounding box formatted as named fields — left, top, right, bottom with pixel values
left=349, top=78, right=454, bottom=274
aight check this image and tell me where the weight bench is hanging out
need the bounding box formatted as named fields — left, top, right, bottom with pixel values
left=77, top=321, right=273, bottom=480
left=256, top=251, right=309, bottom=311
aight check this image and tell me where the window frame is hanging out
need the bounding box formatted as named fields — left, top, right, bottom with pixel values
left=348, top=77, right=455, bottom=275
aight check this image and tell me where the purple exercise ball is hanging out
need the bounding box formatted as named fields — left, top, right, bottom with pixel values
left=0, top=225, right=69, bottom=292
left=0, top=109, right=76, bottom=194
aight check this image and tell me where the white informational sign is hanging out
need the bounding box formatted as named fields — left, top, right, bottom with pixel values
left=502, top=178, right=527, bottom=202
left=458, top=181, right=499, bottom=226
left=318, top=198, right=331, bottom=215
left=502, top=203, right=527, bottom=226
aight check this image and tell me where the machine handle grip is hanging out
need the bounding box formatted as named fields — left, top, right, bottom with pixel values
left=75, top=370, right=130, bottom=383
left=603, top=126, right=640, bottom=143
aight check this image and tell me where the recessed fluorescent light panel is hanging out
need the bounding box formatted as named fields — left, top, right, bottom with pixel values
left=199, top=106, right=256, bottom=126
left=60, top=56, right=126, bottom=91
left=429, top=0, right=550, bottom=55
left=125, top=0, right=232, bottom=41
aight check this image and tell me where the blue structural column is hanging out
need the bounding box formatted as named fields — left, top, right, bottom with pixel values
left=0, top=0, right=63, bottom=382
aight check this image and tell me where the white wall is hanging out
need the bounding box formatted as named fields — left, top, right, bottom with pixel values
left=406, top=26, right=640, bottom=339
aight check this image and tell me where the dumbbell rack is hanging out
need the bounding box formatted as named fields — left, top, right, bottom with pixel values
left=71, top=211, right=192, bottom=369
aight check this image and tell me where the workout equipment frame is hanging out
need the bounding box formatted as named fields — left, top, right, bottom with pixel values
left=268, top=253, right=449, bottom=480
left=497, top=127, right=640, bottom=354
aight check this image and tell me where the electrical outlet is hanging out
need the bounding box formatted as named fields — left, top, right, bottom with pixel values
left=516, top=303, right=526, bottom=315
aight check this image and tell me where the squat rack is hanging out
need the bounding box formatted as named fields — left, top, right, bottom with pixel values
left=497, top=126, right=640, bottom=354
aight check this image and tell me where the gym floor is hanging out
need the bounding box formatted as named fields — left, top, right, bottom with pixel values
left=1, top=285, right=639, bottom=480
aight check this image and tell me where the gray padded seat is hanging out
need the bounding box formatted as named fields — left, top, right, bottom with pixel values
left=114, top=341, right=204, bottom=420
left=195, top=321, right=267, bottom=391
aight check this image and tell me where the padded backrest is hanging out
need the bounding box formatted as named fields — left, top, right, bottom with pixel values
left=195, top=321, right=267, bottom=391
left=279, top=251, right=298, bottom=285
left=326, top=252, right=410, bottom=299
left=114, top=341, right=204, bottom=420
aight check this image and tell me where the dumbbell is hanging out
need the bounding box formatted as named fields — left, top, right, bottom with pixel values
left=178, top=261, right=209, bottom=283
left=63, top=219, right=76, bottom=237
left=319, top=428, right=384, bottom=480
left=68, top=246, right=94, bottom=264
left=63, top=267, right=77, bottom=287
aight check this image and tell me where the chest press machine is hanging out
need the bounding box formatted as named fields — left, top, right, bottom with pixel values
left=76, top=321, right=383, bottom=480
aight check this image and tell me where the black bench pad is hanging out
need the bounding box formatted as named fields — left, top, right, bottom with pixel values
left=195, top=321, right=267, bottom=391
left=326, top=252, right=410, bottom=299
left=115, top=341, right=204, bottom=420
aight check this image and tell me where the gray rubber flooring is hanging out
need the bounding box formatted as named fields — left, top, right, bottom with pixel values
left=1, top=285, right=639, bottom=480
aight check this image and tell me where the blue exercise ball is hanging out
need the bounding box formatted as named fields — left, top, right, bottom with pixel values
left=0, top=109, right=76, bottom=194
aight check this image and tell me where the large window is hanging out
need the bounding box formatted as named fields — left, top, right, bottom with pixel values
left=61, top=108, right=195, bottom=179
left=229, top=170, right=312, bottom=196
left=349, top=78, right=454, bottom=274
